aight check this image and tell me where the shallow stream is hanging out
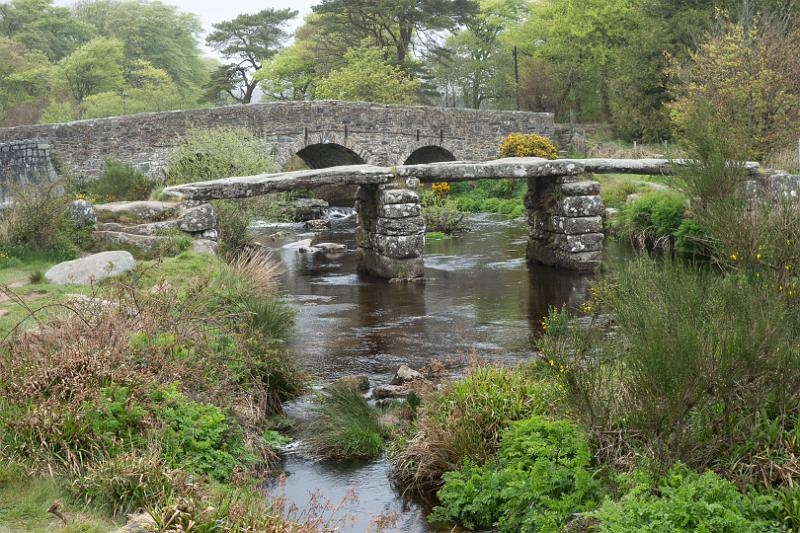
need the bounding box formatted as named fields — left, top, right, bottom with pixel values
left=254, top=213, right=599, bottom=531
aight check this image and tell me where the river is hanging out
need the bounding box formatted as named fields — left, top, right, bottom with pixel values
left=254, top=213, right=597, bottom=532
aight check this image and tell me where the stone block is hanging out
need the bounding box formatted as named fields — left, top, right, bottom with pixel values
left=377, top=202, right=421, bottom=219
left=357, top=249, right=424, bottom=281
left=379, top=189, right=419, bottom=205
left=528, top=215, right=604, bottom=235
left=551, top=233, right=605, bottom=253
left=560, top=180, right=600, bottom=196
left=371, top=234, right=425, bottom=259
left=374, top=216, right=426, bottom=236
left=177, top=203, right=216, bottom=232
left=554, top=195, right=604, bottom=217
left=527, top=239, right=602, bottom=271
left=45, top=251, right=136, bottom=285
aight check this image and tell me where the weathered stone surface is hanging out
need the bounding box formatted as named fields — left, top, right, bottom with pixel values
left=191, top=239, right=217, bottom=255
left=0, top=101, right=556, bottom=182
left=94, top=201, right=179, bottom=223
left=372, top=384, right=412, bottom=400
left=45, top=251, right=135, bottom=285
left=374, top=216, right=425, bottom=236
left=335, top=375, right=370, bottom=392
left=379, top=189, right=419, bottom=205
left=527, top=240, right=602, bottom=271
left=555, top=195, right=605, bottom=217
left=114, top=513, right=156, bottom=533
left=70, top=199, right=96, bottom=227
left=392, top=365, right=424, bottom=385
left=529, top=215, right=604, bottom=236
left=378, top=202, right=421, bottom=219
left=371, top=234, right=425, bottom=259
left=286, top=198, right=329, bottom=221
left=305, top=218, right=331, bottom=231
left=0, top=139, right=57, bottom=202
left=96, top=220, right=177, bottom=236
left=560, top=180, right=600, bottom=196
left=551, top=233, right=605, bottom=253
left=200, top=229, right=218, bottom=241
left=357, top=249, right=424, bottom=281
left=315, top=242, right=347, bottom=253
left=177, top=203, right=216, bottom=232
left=93, top=230, right=162, bottom=251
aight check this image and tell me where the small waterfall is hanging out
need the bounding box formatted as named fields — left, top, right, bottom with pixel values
left=322, top=206, right=356, bottom=220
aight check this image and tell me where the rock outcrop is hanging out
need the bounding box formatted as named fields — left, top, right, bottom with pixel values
left=45, top=251, right=136, bottom=285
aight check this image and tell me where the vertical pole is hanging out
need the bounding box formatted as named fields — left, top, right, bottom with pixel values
left=513, top=46, right=520, bottom=112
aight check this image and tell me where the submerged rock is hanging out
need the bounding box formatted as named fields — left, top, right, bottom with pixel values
left=45, top=251, right=135, bottom=285
left=305, top=219, right=331, bottom=231
left=334, top=375, right=370, bottom=392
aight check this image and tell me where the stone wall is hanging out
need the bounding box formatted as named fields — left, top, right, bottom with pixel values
left=0, top=139, right=58, bottom=202
left=0, top=101, right=555, bottom=182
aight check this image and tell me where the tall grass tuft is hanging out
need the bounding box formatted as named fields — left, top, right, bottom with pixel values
left=390, top=365, right=563, bottom=493
left=303, top=382, right=384, bottom=460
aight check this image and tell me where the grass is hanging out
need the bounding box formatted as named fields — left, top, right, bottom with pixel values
left=303, top=382, right=385, bottom=460
left=0, top=464, right=117, bottom=533
left=593, top=173, right=665, bottom=209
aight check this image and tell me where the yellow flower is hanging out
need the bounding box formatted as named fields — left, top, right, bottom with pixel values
left=756, top=253, right=762, bottom=261
left=730, top=254, right=738, bottom=261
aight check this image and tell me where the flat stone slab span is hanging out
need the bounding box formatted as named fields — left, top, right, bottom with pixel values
left=163, top=157, right=764, bottom=201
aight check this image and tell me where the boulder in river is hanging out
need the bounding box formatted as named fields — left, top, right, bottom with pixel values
left=392, top=364, right=424, bottom=385
left=333, top=375, right=370, bottom=392
left=45, top=251, right=136, bottom=285
left=372, top=384, right=412, bottom=400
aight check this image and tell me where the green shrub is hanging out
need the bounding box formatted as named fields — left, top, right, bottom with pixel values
left=0, top=182, right=88, bottom=262
left=421, top=194, right=469, bottom=234
left=617, top=191, right=687, bottom=249
left=430, top=417, right=600, bottom=532
left=674, top=218, right=709, bottom=257
left=498, top=133, right=558, bottom=159
left=82, top=385, right=147, bottom=455
left=593, top=465, right=784, bottom=532
left=450, top=179, right=527, bottom=216
left=154, top=228, right=193, bottom=258
left=547, top=257, right=800, bottom=477
left=84, top=160, right=156, bottom=201
left=154, top=384, right=248, bottom=482
left=166, top=127, right=278, bottom=186
left=303, top=382, right=384, bottom=460
left=391, top=366, right=563, bottom=492
left=28, top=270, right=44, bottom=284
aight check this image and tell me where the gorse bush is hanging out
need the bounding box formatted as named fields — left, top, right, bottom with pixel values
left=498, top=133, right=558, bottom=159
left=303, top=381, right=384, bottom=460
left=592, top=465, right=785, bottom=532
left=420, top=191, right=469, bottom=234
left=83, top=160, right=156, bottom=201
left=544, top=257, right=800, bottom=482
left=166, top=127, right=278, bottom=186
left=430, top=417, right=601, bottom=532
left=391, top=365, right=563, bottom=492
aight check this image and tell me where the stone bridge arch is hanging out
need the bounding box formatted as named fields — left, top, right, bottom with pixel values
left=402, top=145, right=457, bottom=166
left=295, top=142, right=366, bottom=169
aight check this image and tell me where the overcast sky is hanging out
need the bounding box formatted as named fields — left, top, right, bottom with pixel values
left=55, top=0, right=317, bottom=56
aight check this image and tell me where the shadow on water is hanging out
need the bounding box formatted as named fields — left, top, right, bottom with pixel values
left=253, top=213, right=605, bottom=532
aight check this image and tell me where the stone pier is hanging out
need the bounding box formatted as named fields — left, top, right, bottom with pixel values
left=525, top=177, right=605, bottom=271
left=355, top=183, right=426, bottom=281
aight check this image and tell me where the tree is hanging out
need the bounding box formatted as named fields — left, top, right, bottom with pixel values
left=671, top=19, right=800, bottom=160
left=311, top=0, right=479, bottom=65
left=0, top=0, right=95, bottom=60
left=0, top=36, right=53, bottom=123
left=205, top=8, right=297, bottom=104
left=73, top=0, right=206, bottom=95
left=59, top=36, right=124, bottom=116
left=434, top=0, right=526, bottom=108
left=257, top=41, right=317, bottom=101
left=315, top=45, right=420, bottom=104
left=505, top=0, right=639, bottom=120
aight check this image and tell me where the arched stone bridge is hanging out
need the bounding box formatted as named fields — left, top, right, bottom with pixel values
left=0, top=100, right=555, bottom=181
left=166, top=158, right=761, bottom=280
